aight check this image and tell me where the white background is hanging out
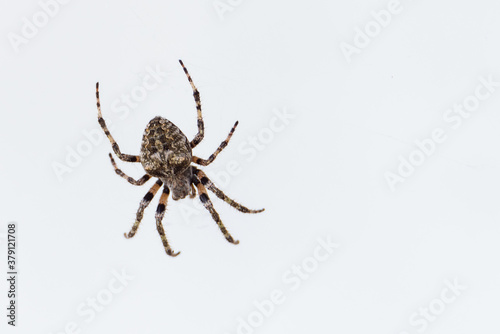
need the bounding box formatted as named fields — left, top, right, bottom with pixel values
left=2, top=0, right=500, bottom=333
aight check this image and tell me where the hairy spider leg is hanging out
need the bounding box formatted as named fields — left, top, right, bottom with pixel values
left=109, top=154, right=151, bottom=185
left=192, top=167, right=265, bottom=214
left=178, top=60, right=204, bottom=149
left=96, top=82, right=141, bottom=162
left=155, top=186, right=180, bottom=256
left=125, top=180, right=163, bottom=239
left=192, top=121, right=239, bottom=166
left=191, top=175, right=239, bottom=245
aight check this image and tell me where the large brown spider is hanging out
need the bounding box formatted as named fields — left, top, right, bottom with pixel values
left=96, top=60, right=264, bottom=257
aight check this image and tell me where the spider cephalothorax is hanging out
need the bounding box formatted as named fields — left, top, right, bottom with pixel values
left=96, top=60, right=264, bottom=257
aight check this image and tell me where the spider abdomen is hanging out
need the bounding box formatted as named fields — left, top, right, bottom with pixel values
left=140, top=116, right=192, bottom=179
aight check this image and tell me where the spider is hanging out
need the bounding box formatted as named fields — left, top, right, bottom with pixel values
left=95, top=60, right=264, bottom=257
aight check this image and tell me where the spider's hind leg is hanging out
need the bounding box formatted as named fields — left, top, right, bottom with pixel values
left=125, top=180, right=163, bottom=239
left=192, top=167, right=264, bottom=213
left=155, top=185, right=180, bottom=257
left=192, top=175, right=239, bottom=245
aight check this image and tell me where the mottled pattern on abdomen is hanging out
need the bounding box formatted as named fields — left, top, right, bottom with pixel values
left=140, top=116, right=192, bottom=177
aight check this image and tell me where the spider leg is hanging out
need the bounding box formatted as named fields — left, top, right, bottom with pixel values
left=189, top=183, right=196, bottom=198
left=178, top=60, right=204, bottom=149
left=155, top=185, right=180, bottom=257
left=192, top=175, right=239, bottom=245
left=192, top=121, right=239, bottom=166
left=96, top=82, right=141, bottom=163
left=125, top=180, right=163, bottom=239
left=192, top=167, right=265, bottom=213
left=109, top=154, right=151, bottom=186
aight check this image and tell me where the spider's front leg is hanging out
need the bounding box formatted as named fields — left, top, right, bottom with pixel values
left=155, top=185, right=180, bottom=257
left=178, top=60, right=204, bottom=149
left=96, top=82, right=141, bottom=163
left=109, top=154, right=151, bottom=186
left=192, top=121, right=239, bottom=166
